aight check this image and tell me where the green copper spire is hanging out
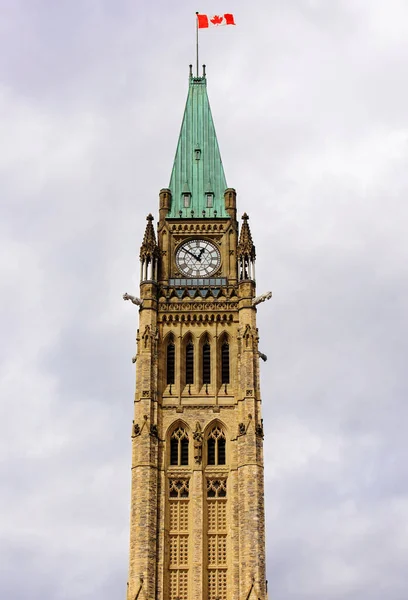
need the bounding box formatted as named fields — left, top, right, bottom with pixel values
left=168, top=67, right=228, bottom=218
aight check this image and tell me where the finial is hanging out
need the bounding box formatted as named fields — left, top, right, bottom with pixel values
left=146, top=213, right=154, bottom=221
left=203, top=64, right=206, bottom=77
left=189, top=64, right=193, bottom=78
left=242, top=212, right=249, bottom=221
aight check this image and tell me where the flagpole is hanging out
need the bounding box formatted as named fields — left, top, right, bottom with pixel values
left=195, top=12, right=199, bottom=77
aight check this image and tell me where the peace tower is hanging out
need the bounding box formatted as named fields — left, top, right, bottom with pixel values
left=125, top=66, right=270, bottom=600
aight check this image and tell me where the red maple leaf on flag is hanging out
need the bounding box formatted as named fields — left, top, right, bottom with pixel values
left=210, top=15, right=223, bottom=25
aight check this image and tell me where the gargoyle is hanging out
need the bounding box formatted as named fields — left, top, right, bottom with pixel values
left=252, top=291, right=272, bottom=307
left=258, top=352, right=267, bottom=362
left=123, top=292, right=143, bottom=306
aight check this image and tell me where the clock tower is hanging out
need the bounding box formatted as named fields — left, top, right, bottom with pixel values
left=125, top=67, right=269, bottom=600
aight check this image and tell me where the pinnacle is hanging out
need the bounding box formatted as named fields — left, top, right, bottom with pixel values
left=140, top=213, right=158, bottom=259
left=237, top=212, right=256, bottom=260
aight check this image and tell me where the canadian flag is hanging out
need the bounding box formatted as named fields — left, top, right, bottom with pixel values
left=197, top=13, right=236, bottom=28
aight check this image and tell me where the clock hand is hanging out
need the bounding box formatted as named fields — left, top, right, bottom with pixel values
left=185, top=249, right=201, bottom=261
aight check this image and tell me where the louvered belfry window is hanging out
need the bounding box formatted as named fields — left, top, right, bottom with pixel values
left=186, top=342, right=194, bottom=384
left=167, top=341, right=175, bottom=385
left=221, top=342, right=230, bottom=384
left=203, top=341, right=211, bottom=384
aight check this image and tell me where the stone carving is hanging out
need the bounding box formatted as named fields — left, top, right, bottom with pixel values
left=258, top=351, right=267, bottom=362
left=252, top=291, right=272, bottom=307
left=150, top=424, right=158, bottom=437
left=132, top=355, right=137, bottom=364
left=123, top=292, right=143, bottom=306
left=193, top=422, right=203, bottom=464
left=243, top=324, right=252, bottom=345
left=133, top=415, right=148, bottom=437
left=256, top=419, right=264, bottom=439
left=134, top=575, right=144, bottom=600
left=239, top=414, right=254, bottom=436
left=142, top=325, right=152, bottom=348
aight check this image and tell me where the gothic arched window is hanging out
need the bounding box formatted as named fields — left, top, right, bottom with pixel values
left=167, top=340, right=175, bottom=385
left=221, top=342, right=229, bottom=384
left=207, top=426, right=226, bottom=466
left=170, top=427, right=189, bottom=466
left=202, top=341, right=211, bottom=384
left=186, top=341, right=194, bottom=384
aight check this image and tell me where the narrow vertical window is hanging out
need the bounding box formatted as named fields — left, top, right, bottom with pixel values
left=186, top=342, right=194, bottom=384
left=207, top=426, right=226, bottom=466
left=167, top=341, right=175, bottom=385
left=180, top=437, right=189, bottom=465
left=203, top=341, right=211, bottom=384
left=221, top=342, right=230, bottom=384
left=170, top=427, right=189, bottom=466
left=208, top=437, right=216, bottom=465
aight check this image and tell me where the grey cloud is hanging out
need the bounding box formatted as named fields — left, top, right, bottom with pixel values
left=2, top=1, right=408, bottom=598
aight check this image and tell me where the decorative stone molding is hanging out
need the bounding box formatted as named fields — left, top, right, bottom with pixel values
left=161, top=313, right=234, bottom=324
left=160, top=301, right=238, bottom=311
left=171, top=223, right=225, bottom=233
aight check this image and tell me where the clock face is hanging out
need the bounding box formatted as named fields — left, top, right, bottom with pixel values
left=176, top=239, right=221, bottom=277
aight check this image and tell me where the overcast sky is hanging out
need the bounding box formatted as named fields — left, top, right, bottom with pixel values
left=1, top=1, right=408, bottom=599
